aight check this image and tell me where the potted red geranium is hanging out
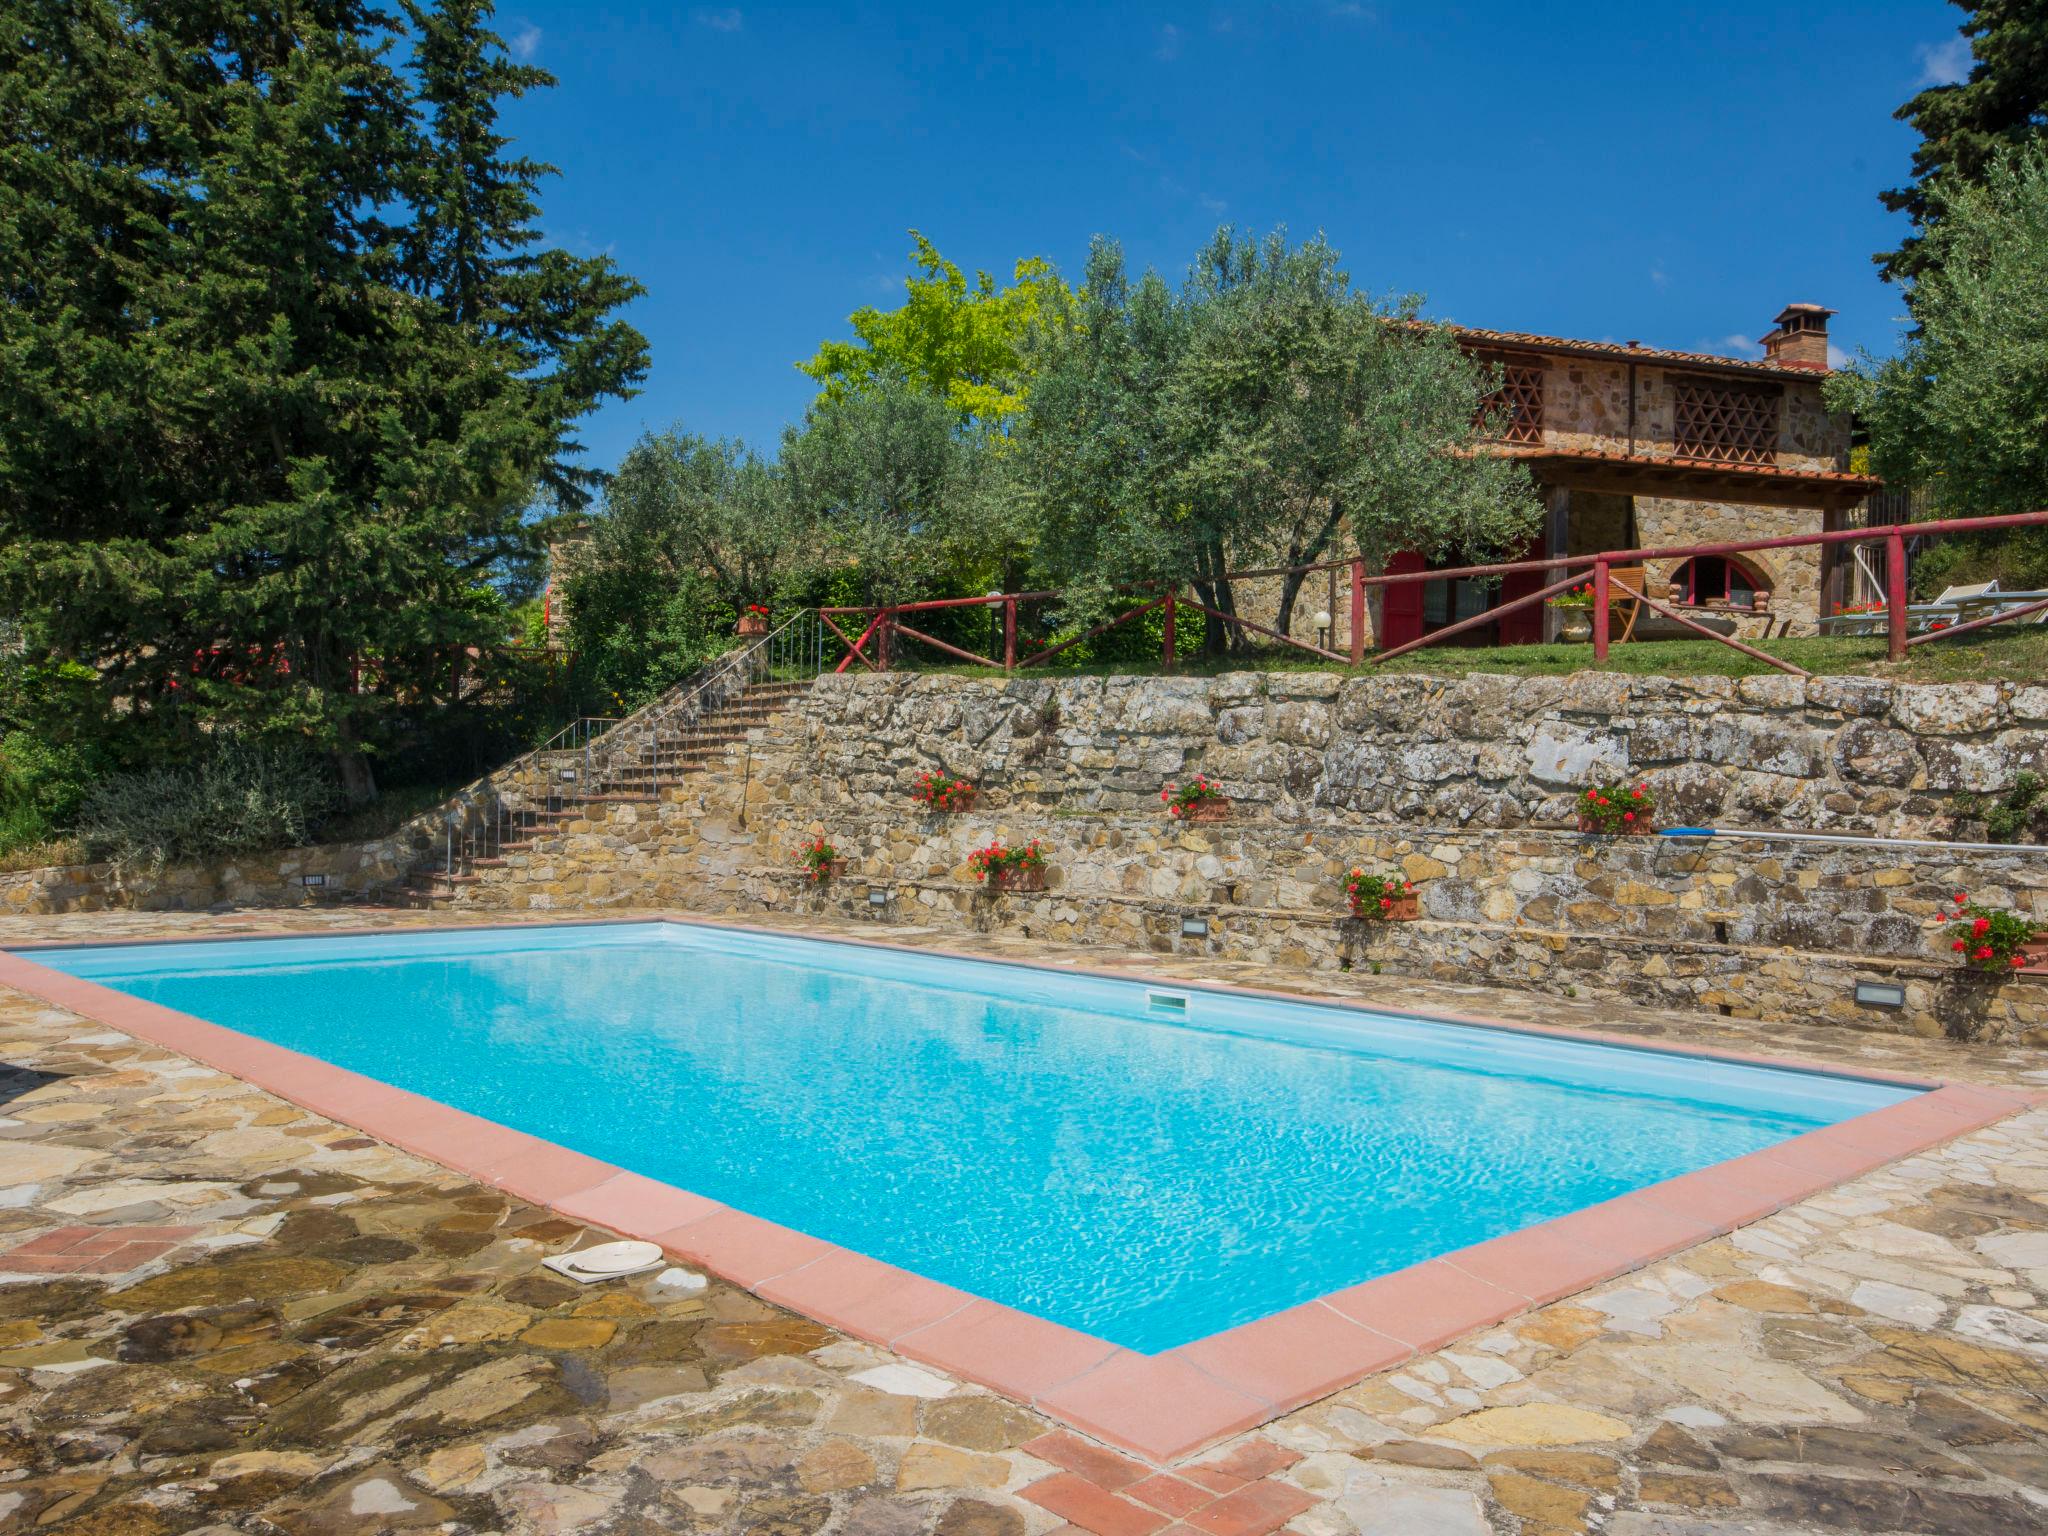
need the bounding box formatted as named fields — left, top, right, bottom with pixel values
left=968, top=839, right=1047, bottom=892
left=913, top=770, right=976, bottom=813
left=1161, top=776, right=1229, bottom=823
left=1578, top=780, right=1655, bottom=835
left=1346, top=868, right=1418, bottom=920
left=737, top=603, right=771, bottom=637
left=794, top=834, right=845, bottom=882
left=1936, top=891, right=2044, bottom=976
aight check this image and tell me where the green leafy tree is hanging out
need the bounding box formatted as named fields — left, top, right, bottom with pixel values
left=797, top=233, right=1069, bottom=430
left=0, top=1, right=646, bottom=804
left=560, top=430, right=810, bottom=706
left=1878, top=0, right=2048, bottom=285
left=1165, top=229, right=1540, bottom=638
left=1012, top=240, right=1200, bottom=629
left=781, top=378, right=979, bottom=609
left=1831, top=146, right=2048, bottom=587
left=1016, top=230, right=1539, bottom=651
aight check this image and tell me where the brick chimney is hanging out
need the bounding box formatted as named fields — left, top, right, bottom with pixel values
left=1760, top=303, right=1835, bottom=369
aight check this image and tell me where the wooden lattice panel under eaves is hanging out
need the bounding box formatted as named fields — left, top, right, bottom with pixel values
left=1479, top=362, right=1544, bottom=444
left=1673, top=379, right=1781, bottom=465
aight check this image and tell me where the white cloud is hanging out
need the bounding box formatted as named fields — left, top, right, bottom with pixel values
left=1827, top=342, right=1851, bottom=370
left=694, top=7, right=743, bottom=31
left=1327, top=1, right=1374, bottom=17
left=1714, top=333, right=1765, bottom=359
left=508, top=23, right=541, bottom=60
left=1649, top=262, right=1669, bottom=290
left=1156, top=23, right=1183, bottom=61
left=1198, top=192, right=1228, bottom=216
left=1915, top=36, right=1970, bottom=86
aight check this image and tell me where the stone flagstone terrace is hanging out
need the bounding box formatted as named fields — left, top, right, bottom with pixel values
left=0, top=907, right=2046, bottom=1535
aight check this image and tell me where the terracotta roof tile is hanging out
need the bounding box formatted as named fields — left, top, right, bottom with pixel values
left=1443, top=324, right=1830, bottom=379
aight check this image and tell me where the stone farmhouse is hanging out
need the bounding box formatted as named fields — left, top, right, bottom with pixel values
left=1387, top=303, right=1879, bottom=647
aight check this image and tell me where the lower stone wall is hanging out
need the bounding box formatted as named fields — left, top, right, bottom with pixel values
left=13, top=668, right=2047, bottom=1045
left=433, top=742, right=2048, bottom=1045
left=0, top=832, right=430, bottom=915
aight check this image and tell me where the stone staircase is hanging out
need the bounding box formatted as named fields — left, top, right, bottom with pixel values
left=377, top=679, right=814, bottom=908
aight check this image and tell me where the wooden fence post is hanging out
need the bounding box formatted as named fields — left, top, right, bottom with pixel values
left=1349, top=558, right=1366, bottom=662
left=1162, top=590, right=1177, bottom=674
left=1592, top=559, right=1610, bottom=661
left=1003, top=599, right=1016, bottom=671
left=1886, top=528, right=1908, bottom=663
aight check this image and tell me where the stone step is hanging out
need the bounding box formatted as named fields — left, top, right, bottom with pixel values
left=634, top=734, right=749, bottom=752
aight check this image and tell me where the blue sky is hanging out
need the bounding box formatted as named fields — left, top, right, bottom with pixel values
left=496, top=2, right=1973, bottom=474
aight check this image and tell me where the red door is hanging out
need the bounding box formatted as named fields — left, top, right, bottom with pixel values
left=1495, top=532, right=1548, bottom=645
left=1380, top=551, right=1427, bottom=649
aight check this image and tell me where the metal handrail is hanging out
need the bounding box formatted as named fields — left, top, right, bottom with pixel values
left=431, top=610, right=828, bottom=881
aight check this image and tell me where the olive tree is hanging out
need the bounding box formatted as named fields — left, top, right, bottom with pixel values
left=1015, top=229, right=1541, bottom=649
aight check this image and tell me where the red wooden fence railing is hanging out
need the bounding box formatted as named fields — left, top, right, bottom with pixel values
left=820, top=509, right=2048, bottom=678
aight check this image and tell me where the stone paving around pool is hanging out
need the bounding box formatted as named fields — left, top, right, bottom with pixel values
left=1, top=908, right=2047, bottom=1535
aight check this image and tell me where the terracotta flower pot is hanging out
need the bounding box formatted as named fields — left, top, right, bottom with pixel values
left=737, top=614, right=769, bottom=637
left=1178, top=798, right=1230, bottom=823
left=1577, top=815, right=1655, bottom=835
left=805, top=859, right=846, bottom=882
left=1351, top=893, right=1419, bottom=921
left=991, top=865, right=1046, bottom=893
left=932, top=787, right=976, bottom=813
left=2018, top=938, right=2048, bottom=974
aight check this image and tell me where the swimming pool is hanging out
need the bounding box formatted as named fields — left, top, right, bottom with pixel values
left=29, top=921, right=1918, bottom=1354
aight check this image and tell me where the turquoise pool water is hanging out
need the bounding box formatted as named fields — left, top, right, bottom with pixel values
left=33, top=923, right=1917, bottom=1351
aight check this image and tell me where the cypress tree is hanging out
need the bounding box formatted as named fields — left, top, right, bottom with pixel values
left=1877, top=0, right=2048, bottom=284
left=403, top=0, right=648, bottom=509
left=0, top=1, right=647, bottom=801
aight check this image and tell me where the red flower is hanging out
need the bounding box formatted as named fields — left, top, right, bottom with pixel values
left=2014, top=955, right=2028, bottom=968
left=1954, top=939, right=1968, bottom=952
left=1623, top=811, right=1635, bottom=822
left=1379, top=896, right=1392, bottom=909
left=1955, top=892, right=1968, bottom=904
left=1973, top=917, right=1992, bottom=936
left=1975, top=946, right=1994, bottom=961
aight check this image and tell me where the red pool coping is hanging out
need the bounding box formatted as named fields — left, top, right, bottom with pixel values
left=0, top=916, right=2031, bottom=1465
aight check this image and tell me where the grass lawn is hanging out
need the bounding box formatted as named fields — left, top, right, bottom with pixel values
left=893, top=625, right=2048, bottom=685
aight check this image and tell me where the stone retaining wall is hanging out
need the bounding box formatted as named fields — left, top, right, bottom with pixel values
left=14, top=669, right=2047, bottom=1041
left=439, top=792, right=2048, bottom=1043
left=432, top=671, right=2048, bottom=1043
left=0, top=830, right=430, bottom=915
left=792, top=671, right=2045, bottom=840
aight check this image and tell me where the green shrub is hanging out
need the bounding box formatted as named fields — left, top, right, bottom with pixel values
left=0, top=730, right=104, bottom=829
left=1958, top=771, right=2047, bottom=845
left=78, top=740, right=342, bottom=870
